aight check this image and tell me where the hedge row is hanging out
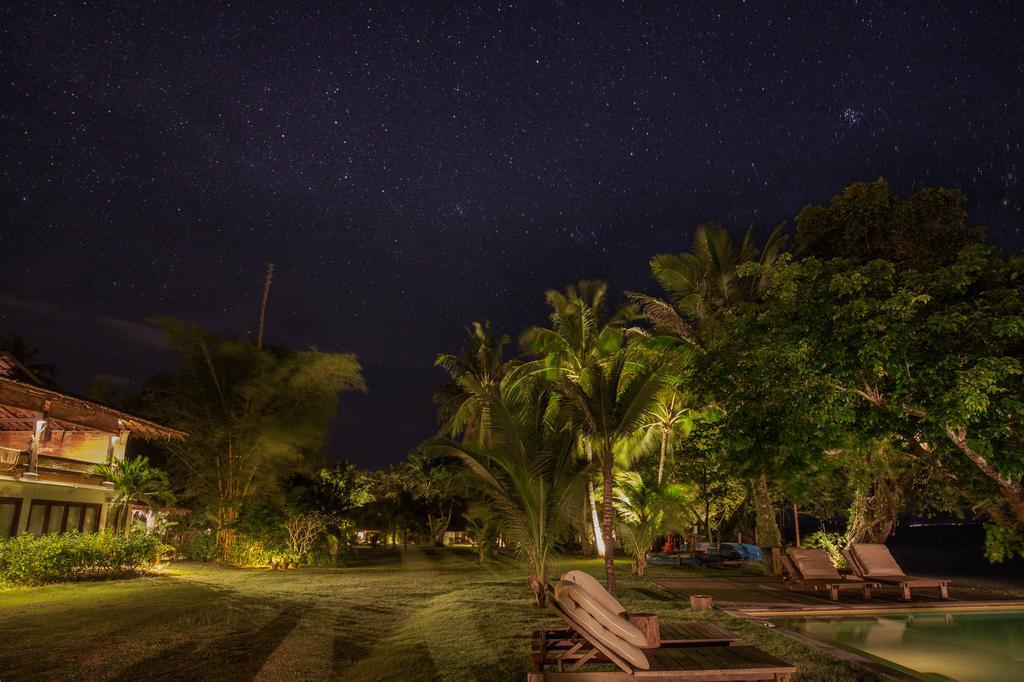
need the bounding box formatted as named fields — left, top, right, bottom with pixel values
left=0, top=531, right=162, bottom=585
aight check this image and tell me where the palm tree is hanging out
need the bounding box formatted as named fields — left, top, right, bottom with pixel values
left=614, top=471, right=691, bottom=575
left=94, top=456, right=173, bottom=536
left=515, top=281, right=634, bottom=556
left=405, top=448, right=459, bottom=546
left=0, top=331, right=59, bottom=384
left=432, top=321, right=510, bottom=444
left=556, top=352, right=665, bottom=595
left=629, top=222, right=788, bottom=345
left=438, top=384, right=587, bottom=606
left=631, top=223, right=789, bottom=549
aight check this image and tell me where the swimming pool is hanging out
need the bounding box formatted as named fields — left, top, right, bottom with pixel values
left=771, top=610, right=1024, bottom=681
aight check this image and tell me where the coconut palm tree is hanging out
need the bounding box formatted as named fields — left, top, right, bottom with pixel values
left=514, top=281, right=635, bottom=556
left=629, top=222, right=788, bottom=345
left=432, top=321, right=510, bottom=444
left=438, top=384, right=587, bottom=606
left=630, top=222, right=789, bottom=548
left=94, top=456, right=173, bottom=536
left=613, top=471, right=691, bottom=575
left=555, top=352, right=665, bottom=595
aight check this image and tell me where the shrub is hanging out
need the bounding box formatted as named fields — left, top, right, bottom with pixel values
left=222, top=534, right=276, bottom=567
left=802, top=530, right=849, bottom=569
left=182, top=531, right=218, bottom=562
left=0, top=531, right=161, bottom=585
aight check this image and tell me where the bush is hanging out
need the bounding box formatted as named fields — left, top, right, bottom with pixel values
left=182, top=531, right=218, bottom=562
left=0, top=531, right=161, bottom=585
left=802, top=530, right=849, bottom=569
left=222, top=534, right=276, bottom=567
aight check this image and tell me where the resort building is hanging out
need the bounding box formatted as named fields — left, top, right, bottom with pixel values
left=0, top=353, right=183, bottom=538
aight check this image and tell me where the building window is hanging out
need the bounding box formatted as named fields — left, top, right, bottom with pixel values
left=26, top=501, right=102, bottom=535
left=0, top=497, right=21, bottom=538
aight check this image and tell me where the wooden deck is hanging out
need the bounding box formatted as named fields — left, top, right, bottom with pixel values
left=652, top=575, right=1024, bottom=615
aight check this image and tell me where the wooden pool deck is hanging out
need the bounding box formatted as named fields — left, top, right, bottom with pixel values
left=652, top=575, right=1024, bottom=616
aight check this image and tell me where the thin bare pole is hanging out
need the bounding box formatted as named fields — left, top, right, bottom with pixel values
left=256, top=263, right=275, bottom=349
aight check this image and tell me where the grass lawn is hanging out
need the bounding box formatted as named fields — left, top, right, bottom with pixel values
left=0, top=546, right=884, bottom=681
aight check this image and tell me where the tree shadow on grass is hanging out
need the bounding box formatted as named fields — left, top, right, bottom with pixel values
left=112, top=608, right=301, bottom=682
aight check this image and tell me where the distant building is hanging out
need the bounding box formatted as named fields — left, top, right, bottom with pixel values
left=0, top=352, right=184, bottom=538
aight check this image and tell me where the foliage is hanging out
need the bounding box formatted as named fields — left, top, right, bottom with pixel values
left=802, top=531, right=850, bottom=569
left=432, top=321, right=510, bottom=442
left=183, top=531, right=218, bottom=562
left=283, top=511, right=330, bottom=561
left=613, top=471, right=689, bottom=575
left=0, top=531, right=160, bottom=585
left=464, top=505, right=500, bottom=563
left=222, top=534, right=277, bottom=567
left=137, top=316, right=365, bottom=555
left=795, top=178, right=982, bottom=270
left=94, top=456, right=174, bottom=537
left=436, top=384, right=588, bottom=606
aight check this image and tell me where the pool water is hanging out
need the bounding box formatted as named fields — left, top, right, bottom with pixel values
left=772, top=611, right=1024, bottom=681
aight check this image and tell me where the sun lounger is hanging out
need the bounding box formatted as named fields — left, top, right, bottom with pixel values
left=782, top=548, right=878, bottom=601
left=542, top=571, right=741, bottom=650
left=530, top=580, right=797, bottom=680
left=847, top=543, right=950, bottom=601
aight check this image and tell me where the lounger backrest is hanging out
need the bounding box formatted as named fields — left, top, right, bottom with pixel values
left=841, top=549, right=866, bottom=576
left=786, top=547, right=842, bottom=580
left=561, top=569, right=627, bottom=615
left=554, top=581, right=650, bottom=670
left=851, top=543, right=905, bottom=577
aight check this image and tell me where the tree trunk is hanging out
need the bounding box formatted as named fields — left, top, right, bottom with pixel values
left=601, top=458, right=616, bottom=595
left=753, top=473, right=781, bottom=548
left=657, top=426, right=669, bottom=485
left=792, top=502, right=801, bottom=547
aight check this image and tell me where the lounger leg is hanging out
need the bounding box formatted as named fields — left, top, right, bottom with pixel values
left=900, top=584, right=912, bottom=601
left=940, top=582, right=949, bottom=599
left=828, top=585, right=838, bottom=601
left=863, top=584, right=872, bottom=600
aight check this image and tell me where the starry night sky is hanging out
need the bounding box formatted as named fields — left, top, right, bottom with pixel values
left=1, top=2, right=1022, bottom=468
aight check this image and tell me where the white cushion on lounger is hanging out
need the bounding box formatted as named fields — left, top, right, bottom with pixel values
left=561, top=569, right=627, bottom=615
left=554, top=581, right=650, bottom=670
left=851, top=543, right=905, bottom=577
left=787, top=548, right=842, bottom=580
left=557, top=581, right=648, bottom=647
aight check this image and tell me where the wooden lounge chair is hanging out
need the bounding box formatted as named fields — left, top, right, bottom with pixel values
left=848, top=543, right=950, bottom=601
left=782, top=548, right=878, bottom=601
left=547, top=571, right=740, bottom=647
left=529, top=580, right=797, bottom=681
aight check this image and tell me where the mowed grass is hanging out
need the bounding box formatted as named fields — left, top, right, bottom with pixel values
left=0, top=546, right=884, bottom=681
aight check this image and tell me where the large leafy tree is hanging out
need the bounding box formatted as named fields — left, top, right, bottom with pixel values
left=438, top=384, right=587, bottom=606
left=138, top=316, right=365, bottom=555
left=735, top=245, right=1024, bottom=559
left=795, top=178, right=982, bottom=270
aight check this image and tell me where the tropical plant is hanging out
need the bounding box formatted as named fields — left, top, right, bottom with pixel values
left=556, top=352, right=665, bottom=594
left=437, top=385, right=587, bottom=606
left=464, top=505, right=499, bottom=563
left=516, top=280, right=635, bottom=557
left=432, top=321, right=510, bottom=443
left=137, top=316, right=365, bottom=555
left=94, top=456, right=174, bottom=536
left=613, top=471, right=690, bottom=575
left=405, top=449, right=460, bottom=546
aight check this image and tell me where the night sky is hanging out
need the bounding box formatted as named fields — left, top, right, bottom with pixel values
left=2, top=2, right=1022, bottom=468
